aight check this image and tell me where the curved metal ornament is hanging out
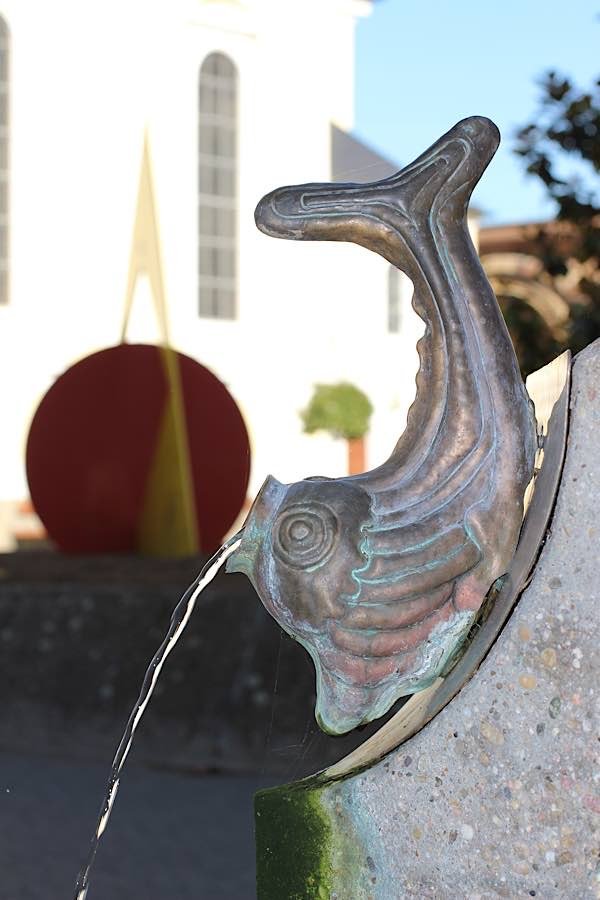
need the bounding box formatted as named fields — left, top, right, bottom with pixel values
left=227, top=117, right=538, bottom=736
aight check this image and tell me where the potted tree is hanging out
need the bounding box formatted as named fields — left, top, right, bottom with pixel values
left=301, top=382, right=373, bottom=475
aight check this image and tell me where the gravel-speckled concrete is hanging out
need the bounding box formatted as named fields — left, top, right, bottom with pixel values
left=325, top=342, right=600, bottom=899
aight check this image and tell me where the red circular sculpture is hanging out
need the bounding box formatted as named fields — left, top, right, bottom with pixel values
left=26, top=344, right=251, bottom=554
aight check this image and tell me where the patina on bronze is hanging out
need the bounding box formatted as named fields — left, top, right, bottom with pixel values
left=227, top=116, right=537, bottom=736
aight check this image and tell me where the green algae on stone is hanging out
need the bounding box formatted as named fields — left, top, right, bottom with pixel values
left=255, top=778, right=333, bottom=900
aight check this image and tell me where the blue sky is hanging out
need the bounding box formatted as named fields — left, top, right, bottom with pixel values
left=354, top=0, right=599, bottom=225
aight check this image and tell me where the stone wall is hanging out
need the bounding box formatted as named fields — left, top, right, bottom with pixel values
left=0, top=552, right=383, bottom=776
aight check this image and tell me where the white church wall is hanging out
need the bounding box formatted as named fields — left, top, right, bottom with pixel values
left=0, top=0, right=424, bottom=531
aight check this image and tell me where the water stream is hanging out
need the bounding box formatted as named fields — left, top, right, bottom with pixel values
left=73, top=531, right=243, bottom=900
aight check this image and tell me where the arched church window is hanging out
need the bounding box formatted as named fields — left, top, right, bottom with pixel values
left=388, top=265, right=401, bottom=333
left=198, top=53, right=238, bottom=319
left=0, top=17, right=9, bottom=305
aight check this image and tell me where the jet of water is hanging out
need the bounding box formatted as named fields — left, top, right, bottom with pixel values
left=73, top=531, right=243, bottom=900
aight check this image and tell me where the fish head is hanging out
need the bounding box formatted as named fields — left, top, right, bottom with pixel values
left=226, top=474, right=378, bottom=732
left=227, top=474, right=371, bottom=628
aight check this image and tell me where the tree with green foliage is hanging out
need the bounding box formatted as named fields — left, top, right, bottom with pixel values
left=514, top=70, right=600, bottom=360
left=301, top=382, right=373, bottom=474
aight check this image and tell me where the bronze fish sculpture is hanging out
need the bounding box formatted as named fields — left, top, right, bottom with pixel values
left=227, top=116, right=536, bottom=736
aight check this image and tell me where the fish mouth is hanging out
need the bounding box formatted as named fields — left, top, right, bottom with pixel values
left=254, top=116, right=500, bottom=241
left=225, top=475, right=287, bottom=581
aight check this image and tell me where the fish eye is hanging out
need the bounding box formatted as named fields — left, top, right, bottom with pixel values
left=289, top=520, right=310, bottom=541
left=273, top=502, right=338, bottom=570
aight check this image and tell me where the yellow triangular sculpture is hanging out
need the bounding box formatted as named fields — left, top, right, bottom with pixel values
left=122, top=133, right=199, bottom=557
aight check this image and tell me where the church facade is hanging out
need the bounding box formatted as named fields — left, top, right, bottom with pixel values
left=0, top=0, right=421, bottom=547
